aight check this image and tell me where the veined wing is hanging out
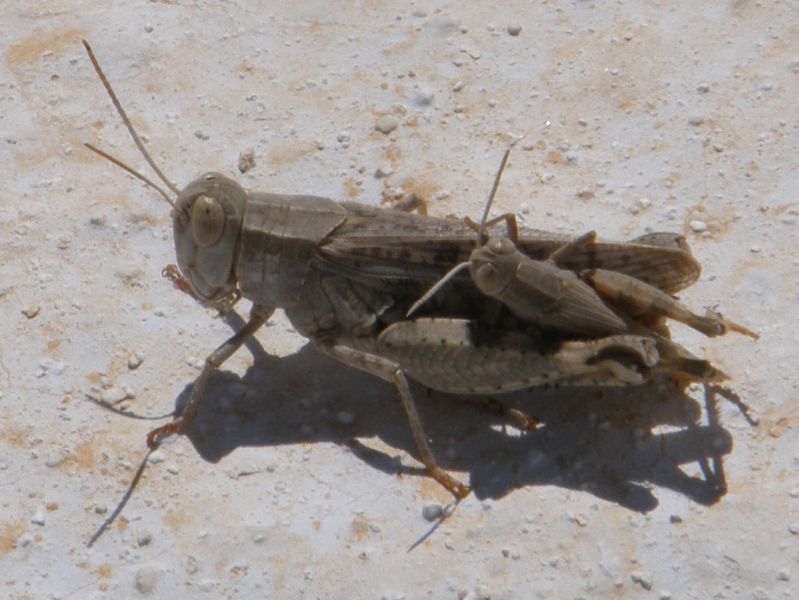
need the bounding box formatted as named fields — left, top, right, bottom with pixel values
left=316, top=203, right=700, bottom=294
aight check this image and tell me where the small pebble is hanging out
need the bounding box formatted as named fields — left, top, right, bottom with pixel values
left=31, top=509, right=45, bottom=526
left=135, top=566, right=159, bottom=594
left=22, top=306, right=41, bottom=319
left=412, top=90, right=435, bottom=107
left=422, top=503, right=444, bottom=521
left=185, top=555, right=200, bottom=575
left=101, top=386, right=128, bottom=405
left=45, top=455, right=62, bottom=468
left=576, top=189, right=594, bottom=200
left=194, top=130, right=209, bottom=141
left=253, top=530, right=268, bottom=544
left=238, top=148, right=256, bottom=174
left=94, top=504, right=108, bottom=515
left=452, top=81, right=464, bottom=92
left=374, top=165, right=393, bottom=178
left=137, top=531, right=153, bottom=547
left=128, top=353, right=144, bottom=370
left=696, top=83, right=710, bottom=94
left=507, top=24, right=522, bottom=36
left=39, top=359, right=66, bottom=375
left=777, top=568, right=790, bottom=582
left=659, top=592, right=672, bottom=600
left=17, top=533, right=33, bottom=548
left=689, top=220, right=707, bottom=233
left=631, top=571, right=653, bottom=591
left=375, top=115, right=399, bottom=135
left=688, top=116, right=705, bottom=126
left=789, top=524, right=799, bottom=535
left=669, top=514, right=683, bottom=524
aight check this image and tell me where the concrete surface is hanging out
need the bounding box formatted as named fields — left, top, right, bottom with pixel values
left=1, top=1, right=797, bottom=598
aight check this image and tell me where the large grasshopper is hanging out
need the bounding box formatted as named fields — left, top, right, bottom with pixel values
left=83, top=41, right=755, bottom=504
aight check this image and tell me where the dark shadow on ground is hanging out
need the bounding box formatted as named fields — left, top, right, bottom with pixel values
left=168, top=312, right=737, bottom=512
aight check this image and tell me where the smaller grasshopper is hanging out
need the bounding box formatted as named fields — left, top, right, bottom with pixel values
left=409, top=150, right=757, bottom=371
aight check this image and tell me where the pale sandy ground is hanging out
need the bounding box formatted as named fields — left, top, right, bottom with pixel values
left=1, top=2, right=798, bottom=598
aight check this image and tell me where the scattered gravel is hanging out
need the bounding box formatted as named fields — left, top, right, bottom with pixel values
left=374, top=115, right=399, bottom=134
left=422, top=503, right=444, bottom=521
left=238, top=148, right=256, bottom=173
left=135, top=567, right=159, bottom=595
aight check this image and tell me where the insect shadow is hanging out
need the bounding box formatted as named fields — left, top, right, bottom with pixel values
left=172, top=311, right=736, bottom=512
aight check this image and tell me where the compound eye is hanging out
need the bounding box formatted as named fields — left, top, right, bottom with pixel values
left=191, top=194, right=225, bottom=248
left=488, top=237, right=515, bottom=255
left=474, top=263, right=503, bottom=294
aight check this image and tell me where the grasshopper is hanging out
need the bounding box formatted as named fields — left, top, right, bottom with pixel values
left=83, top=40, right=755, bottom=508
left=408, top=150, right=757, bottom=376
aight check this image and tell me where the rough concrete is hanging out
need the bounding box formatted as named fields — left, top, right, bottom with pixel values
left=1, top=2, right=797, bottom=598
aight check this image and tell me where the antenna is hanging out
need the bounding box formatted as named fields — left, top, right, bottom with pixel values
left=82, top=40, right=180, bottom=205
left=406, top=149, right=511, bottom=318
left=84, top=143, right=176, bottom=209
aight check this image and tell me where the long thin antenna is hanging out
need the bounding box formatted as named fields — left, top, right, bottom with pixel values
left=82, top=39, right=180, bottom=197
left=85, top=143, right=177, bottom=209
left=406, top=261, right=470, bottom=317
left=477, top=149, right=510, bottom=245
left=406, top=149, right=511, bottom=317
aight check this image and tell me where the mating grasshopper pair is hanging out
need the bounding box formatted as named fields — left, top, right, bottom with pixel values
left=83, top=41, right=755, bottom=505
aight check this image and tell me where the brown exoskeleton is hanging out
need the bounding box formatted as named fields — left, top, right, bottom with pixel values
left=408, top=150, right=757, bottom=376
left=83, top=40, right=755, bottom=537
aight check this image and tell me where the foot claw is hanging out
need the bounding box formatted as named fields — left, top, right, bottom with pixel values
left=434, top=469, right=471, bottom=500
left=450, top=482, right=472, bottom=500
left=162, top=264, right=195, bottom=297
left=705, top=309, right=759, bottom=340
left=146, top=417, right=184, bottom=449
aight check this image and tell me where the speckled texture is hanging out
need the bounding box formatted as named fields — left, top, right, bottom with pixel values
left=1, top=2, right=796, bottom=598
